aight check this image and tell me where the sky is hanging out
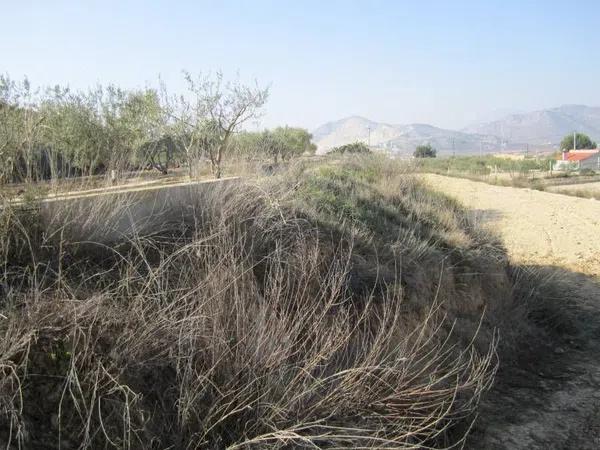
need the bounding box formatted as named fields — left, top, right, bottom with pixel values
left=2, top=0, right=600, bottom=131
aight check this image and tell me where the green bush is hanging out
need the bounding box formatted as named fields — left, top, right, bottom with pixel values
left=328, top=141, right=370, bottom=154
left=414, top=143, right=437, bottom=158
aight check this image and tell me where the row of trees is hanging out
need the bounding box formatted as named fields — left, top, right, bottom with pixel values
left=0, top=73, right=316, bottom=183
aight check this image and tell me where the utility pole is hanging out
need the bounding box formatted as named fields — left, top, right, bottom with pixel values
left=573, top=131, right=577, bottom=151
left=367, top=126, right=372, bottom=148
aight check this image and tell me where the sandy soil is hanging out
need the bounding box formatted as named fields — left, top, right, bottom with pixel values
left=422, top=174, right=600, bottom=449
left=422, top=174, right=600, bottom=276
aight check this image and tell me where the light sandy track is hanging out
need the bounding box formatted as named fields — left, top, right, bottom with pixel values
left=422, top=174, right=600, bottom=449
left=422, top=174, right=600, bottom=276
left=9, top=176, right=239, bottom=206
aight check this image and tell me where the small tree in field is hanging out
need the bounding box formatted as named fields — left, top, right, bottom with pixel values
left=560, top=133, right=596, bottom=151
left=180, top=72, right=269, bottom=179
left=414, top=143, right=437, bottom=158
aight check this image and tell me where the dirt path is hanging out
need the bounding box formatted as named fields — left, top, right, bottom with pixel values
left=422, top=174, right=600, bottom=277
left=422, top=174, right=600, bottom=449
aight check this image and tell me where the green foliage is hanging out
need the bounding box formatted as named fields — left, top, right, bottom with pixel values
left=416, top=155, right=552, bottom=177
left=233, top=127, right=316, bottom=163
left=179, top=71, right=269, bottom=178
left=0, top=72, right=268, bottom=183
left=294, top=159, right=473, bottom=248
left=559, top=132, right=597, bottom=151
left=41, top=86, right=108, bottom=176
left=0, top=74, right=46, bottom=182
left=414, top=143, right=437, bottom=158
left=328, top=141, right=370, bottom=154
left=272, top=126, right=317, bottom=158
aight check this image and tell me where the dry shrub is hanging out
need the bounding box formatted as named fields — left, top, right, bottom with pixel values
left=0, top=160, right=507, bottom=449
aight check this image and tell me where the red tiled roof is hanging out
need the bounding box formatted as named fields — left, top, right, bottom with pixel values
left=556, top=150, right=600, bottom=161
left=564, top=152, right=599, bottom=161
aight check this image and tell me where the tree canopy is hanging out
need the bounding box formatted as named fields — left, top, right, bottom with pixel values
left=329, top=142, right=370, bottom=155
left=0, top=73, right=320, bottom=183
left=414, top=143, right=437, bottom=158
left=559, top=133, right=597, bottom=151
left=233, top=127, right=316, bottom=163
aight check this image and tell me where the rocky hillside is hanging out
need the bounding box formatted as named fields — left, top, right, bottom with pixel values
left=314, top=105, right=600, bottom=155
left=312, top=116, right=502, bottom=155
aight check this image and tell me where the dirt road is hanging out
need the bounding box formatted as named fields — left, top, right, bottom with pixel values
left=422, top=174, right=600, bottom=276
left=422, top=174, right=600, bottom=449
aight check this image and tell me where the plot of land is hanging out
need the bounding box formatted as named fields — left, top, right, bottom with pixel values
left=423, top=173, right=600, bottom=449
left=422, top=174, right=600, bottom=276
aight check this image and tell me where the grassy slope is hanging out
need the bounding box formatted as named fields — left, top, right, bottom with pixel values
left=0, top=156, right=578, bottom=449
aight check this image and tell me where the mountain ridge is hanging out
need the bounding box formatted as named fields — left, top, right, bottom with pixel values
left=463, top=104, right=600, bottom=146
left=313, top=105, right=600, bottom=155
left=313, top=116, right=502, bottom=155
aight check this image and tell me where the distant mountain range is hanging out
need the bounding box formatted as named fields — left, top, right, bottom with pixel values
left=462, top=105, right=600, bottom=145
left=313, top=105, right=600, bottom=155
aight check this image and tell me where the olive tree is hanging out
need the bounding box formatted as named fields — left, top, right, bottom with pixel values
left=272, top=127, right=316, bottom=160
left=180, top=72, right=269, bottom=179
left=119, top=88, right=176, bottom=174
left=0, top=75, right=23, bottom=182
left=233, top=127, right=316, bottom=164
left=41, top=86, right=108, bottom=179
left=0, top=75, right=46, bottom=183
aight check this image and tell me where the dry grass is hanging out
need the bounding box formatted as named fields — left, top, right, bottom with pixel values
left=552, top=187, right=599, bottom=200
left=0, top=156, right=576, bottom=449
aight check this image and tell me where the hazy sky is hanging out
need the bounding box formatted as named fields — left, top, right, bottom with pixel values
left=3, top=0, right=600, bottom=130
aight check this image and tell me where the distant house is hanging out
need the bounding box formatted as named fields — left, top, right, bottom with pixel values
left=554, top=149, right=600, bottom=171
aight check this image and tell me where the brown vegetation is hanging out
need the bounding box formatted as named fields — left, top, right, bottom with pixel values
left=0, top=157, right=585, bottom=448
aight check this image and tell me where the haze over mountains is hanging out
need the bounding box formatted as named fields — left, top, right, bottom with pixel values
left=463, top=105, right=600, bottom=146
left=313, top=105, right=600, bottom=155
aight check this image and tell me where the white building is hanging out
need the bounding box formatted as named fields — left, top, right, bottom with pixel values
left=553, top=150, right=600, bottom=171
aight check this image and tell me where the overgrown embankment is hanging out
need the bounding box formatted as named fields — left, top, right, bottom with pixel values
left=0, top=157, right=581, bottom=448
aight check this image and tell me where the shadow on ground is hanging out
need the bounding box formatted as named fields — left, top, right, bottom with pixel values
left=468, top=208, right=505, bottom=225
left=466, top=265, right=600, bottom=450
